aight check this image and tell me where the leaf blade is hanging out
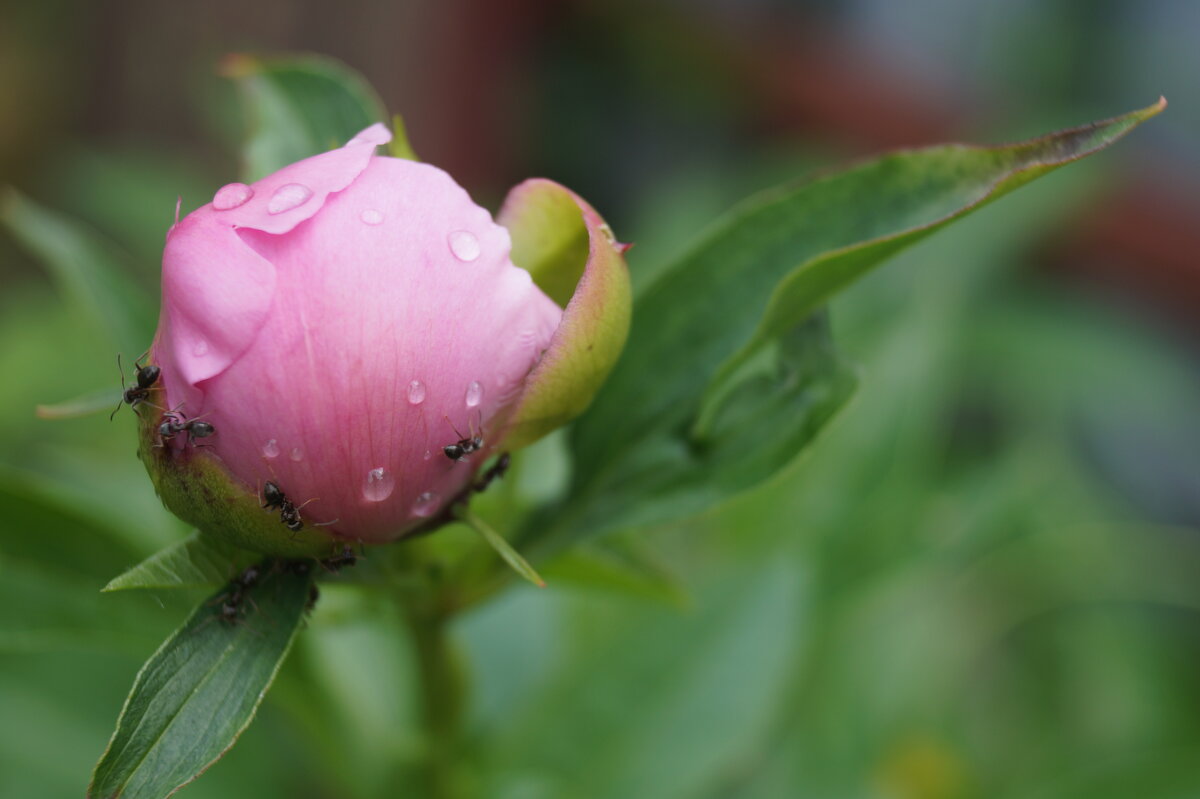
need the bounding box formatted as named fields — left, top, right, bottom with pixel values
left=88, top=562, right=312, bottom=799
left=221, top=53, right=389, bottom=181
left=551, top=101, right=1164, bottom=548
left=103, top=531, right=255, bottom=592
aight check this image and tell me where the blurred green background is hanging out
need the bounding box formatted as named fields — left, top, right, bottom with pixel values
left=2, top=2, right=1198, bottom=798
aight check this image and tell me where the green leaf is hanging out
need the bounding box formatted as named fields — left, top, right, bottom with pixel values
left=221, top=53, right=389, bottom=181
left=479, top=557, right=805, bottom=799
left=541, top=537, right=690, bottom=607
left=0, top=468, right=141, bottom=579
left=89, top=561, right=312, bottom=799
left=103, top=531, right=257, bottom=592
left=544, top=100, right=1165, bottom=550
left=0, top=188, right=155, bottom=356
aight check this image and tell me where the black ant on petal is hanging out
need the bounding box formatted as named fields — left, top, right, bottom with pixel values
left=156, top=408, right=216, bottom=447
left=443, top=413, right=484, bottom=462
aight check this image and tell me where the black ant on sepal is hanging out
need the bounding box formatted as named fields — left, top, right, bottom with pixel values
left=261, top=480, right=334, bottom=534
left=110, top=353, right=161, bottom=420
left=319, top=544, right=362, bottom=573
left=472, top=452, right=511, bottom=493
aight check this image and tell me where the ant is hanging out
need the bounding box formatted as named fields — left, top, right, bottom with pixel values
left=157, top=408, right=215, bottom=447
left=209, top=564, right=262, bottom=626
left=319, top=545, right=358, bottom=573
left=110, top=353, right=161, bottom=420
left=472, top=452, right=511, bottom=493
left=443, top=413, right=484, bottom=462
left=261, top=480, right=323, bottom=534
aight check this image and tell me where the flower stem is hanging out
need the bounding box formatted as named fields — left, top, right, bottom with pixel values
left=406, top=601, right=466, bottom=799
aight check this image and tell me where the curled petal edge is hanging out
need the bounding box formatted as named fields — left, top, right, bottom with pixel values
left=160, top=123, right=391, bottom=388
left=497, top=179, right=632, bottom=450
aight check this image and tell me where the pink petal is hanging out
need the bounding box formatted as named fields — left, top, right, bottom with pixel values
left=183, top=156, right=562, bottom=542
left=205, top=124, right=392, bottom=235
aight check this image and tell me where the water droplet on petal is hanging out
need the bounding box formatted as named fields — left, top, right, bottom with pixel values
left=597, top=222, right=617, bottom=245
left=213, top=182, right=254, bottom=211
left=448, top=230, right=480, bottom=262
left=192, top=339, right=209, bottom=357
left=423, top=449, right=432, bottom=461
left=267, top=183, right=313, bottom=215
left=262, top=439, right=280, bottom=459
left=465, top=380, right=483, bottom=408
left=407, top=380, right=426, bottom=405
left=361, top=209, right=384, bottom=225
left=412, top=491, right=439, bottom=517
left=290, top=447, right=304, bottom=462
left=363, top=467, right=395, bottom=502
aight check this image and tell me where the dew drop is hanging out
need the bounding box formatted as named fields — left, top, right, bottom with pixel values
left=448, top=230, right=481, bottom=262
left=289, top=447, right=304, bottom=462
left=407, top=379, right=427, bottom=405
left=423, top=449, right=432, bottom=461
left=262, top=439, right=280, bottom=459
left=361, top=208, right=384, bottom=225
left=192, top=339, right=209, bottom=357
left=597, top=222, right=617, bottom=244
left=464, top=380, right=484, bottom=408
left=267, top=183, right=313, bottom=215
left=412, top=491, right=440, bottom=517
left=363, top=467, right=395, bottom=502
left=212, top=182, right=253, bottom=211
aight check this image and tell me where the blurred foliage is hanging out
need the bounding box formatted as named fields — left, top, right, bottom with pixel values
left=1, top=4, right=1198, bottom=799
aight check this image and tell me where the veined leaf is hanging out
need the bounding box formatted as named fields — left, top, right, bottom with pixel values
left=89, top=562, right=312, bottom=799
left=103, top=530, right=256, bottom=592
left=536, top=100, right=1165, bottom=551
left=221, top=52, right=390, bottom=181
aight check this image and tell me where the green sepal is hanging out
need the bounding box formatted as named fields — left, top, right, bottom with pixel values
left=497, top=179, right=632, bottom=450
left=136, top=383, right=335, bottom=558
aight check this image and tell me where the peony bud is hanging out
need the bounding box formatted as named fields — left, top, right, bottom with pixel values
left=138, top=123, right=630, bottom=555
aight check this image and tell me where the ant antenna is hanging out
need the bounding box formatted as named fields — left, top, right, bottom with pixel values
left=444, top=414, right=465, bottom=439
left=110, top=355, right=128, bottom=421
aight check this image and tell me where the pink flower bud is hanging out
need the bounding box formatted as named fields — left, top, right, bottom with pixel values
left=140, top=123, right=629, bottom=552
